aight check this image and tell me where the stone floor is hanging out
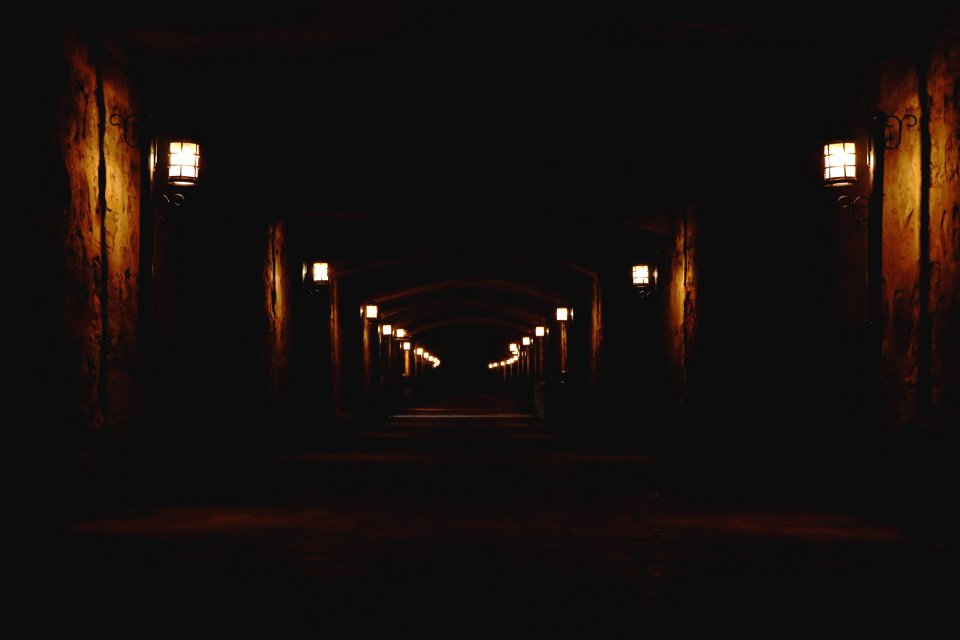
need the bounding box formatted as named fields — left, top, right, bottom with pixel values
left=43, top=398, right=949, bottom=633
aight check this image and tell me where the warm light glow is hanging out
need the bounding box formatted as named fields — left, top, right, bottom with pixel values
left=500, top=360, right=506, bottom=366
left=403, top=341, right=411, bottom=351
left=509, top=343, right=519, bottom=354
left=311, top=262, right=329, bottom=283
left=522, top=336, right=531, bottom=347
left=395, top=328, right=407, bottom=338
left=416, top=348, right=424, bottom=356
left=168, top=140, right=200, bottom=186
left=382, top=324, right=393, bottom=336
left=632, top=264, right=650, bottom=285
left=556, top=307, right=569, bottom=321
left=535, top=326, right=545, bottom=337
left=824, top=140, right=857, bottom=186
left=364, top=305, right=378, bottom=318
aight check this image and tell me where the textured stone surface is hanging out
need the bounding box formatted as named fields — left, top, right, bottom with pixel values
left=878, top=58, right=922, bottom=429
left=101, top=55, right=140, bottom=436
left=60, top=34, right=104, bottom=433
left=43, top=32, right=140, bottom=514
left=263, top=221, right=292, bottom=412
left=927, top=25, right=960, bottom=429
left=667, top=203, right=697, bottom=408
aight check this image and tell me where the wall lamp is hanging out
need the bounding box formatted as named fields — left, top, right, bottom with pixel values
left=108, top=113, right=200, bottom=206
left=303, top=261, right=330, bottom=290
left=362, top=305, right=378, bottom=319
left=509, top=343, right=519, bottom=354
left=535, top=326, right=546, bottom=337
left=556, top=307, right=571, bottom=322
left=310, top=261, right=330, bottom=283
left=824, top=110, right=918, bottom=338
left=381, top=324, right=393, bottom=336
left=403, top=341, right=412, bottom=351
left=632, top=263, right=658, bottom=296
left=395, top=328, right=407, bottom=339
left=521, top=336, right=531, bottom=347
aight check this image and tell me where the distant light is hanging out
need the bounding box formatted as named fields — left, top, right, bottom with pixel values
left=556, top=307, right=569, bottom=322
left=311, top=262, right=329, bottom=283
left=500, top=360, right=506, bottom=366
left=509, top=343, right=519, bottom=354
left=535, top=326, right=545, bottom=337
left=395, top=328, right=407, bottom=338
left=632, top=264, right=650, bottom=286
left=364, top=305, right=378, bottom=318
left=416, top=347, right=424, bottom=356
left=168, top=140, right=199, bottom=186
left=632, top=263, right=658, bottom=293
left=382, top=324, right=393, bottom=336
left=824, top=140, right=857, bottom=186
left=521, top=336, right=531, bottom=346
left=403, top=341, right=411, bottom=351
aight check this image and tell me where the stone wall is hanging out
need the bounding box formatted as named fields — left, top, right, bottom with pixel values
left=34, top=31, right=141, bottom=518
left=666, top=203, right=697, bottom=413
left=926, top=25, right=959, bottom=430
left=263, top=221, right=293, bottom=415
left=875, top=22, right=959, bottom=431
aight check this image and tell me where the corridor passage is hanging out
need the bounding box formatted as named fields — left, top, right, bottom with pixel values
left=48, top=398, right=947, bottom=633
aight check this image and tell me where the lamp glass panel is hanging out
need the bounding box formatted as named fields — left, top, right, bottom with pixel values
left=312, top=262, right=329, bottom=282
left=824, top=140, right=856, bottom=184
left=168, top=140, right=200, bottom=185
left=633, top=265, right=650, bottom=285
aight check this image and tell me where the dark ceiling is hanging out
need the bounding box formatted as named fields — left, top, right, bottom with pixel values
left=51, top=3, right=946, bottom=370
left=88, top=3, right=921, bottom=220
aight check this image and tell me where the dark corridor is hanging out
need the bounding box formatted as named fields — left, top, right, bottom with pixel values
left=26, top=5, right=957, bottom=631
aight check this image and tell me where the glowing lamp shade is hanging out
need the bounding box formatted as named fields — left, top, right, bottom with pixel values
left=395, top=328, right=407, bottom=338
left=535, top=326, right=545, bottom=337
left=556, top=307, right=570, bottom=322
left=500, top=360, right=507, bottom=366
left=402, top=341, right=411, bottom=351
left=382, top=324, right=393, bottom=336
left=363, top=305, right=378, bottom=319
left=632, top=264, right=651, bottom=286
left=824, top=141, right=857, bottom=186
left=509, top=343, right=519, bottom=354
left=416, top=347, right=424, bottom=356
left=522, top=336, right=531, bottom=346
left=168, top=140, right=200, bottom=186
left=311, top=262, right=329, bottom=283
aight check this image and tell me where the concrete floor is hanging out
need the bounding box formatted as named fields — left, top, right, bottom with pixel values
left=44, top=397, right=949, bottom=633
